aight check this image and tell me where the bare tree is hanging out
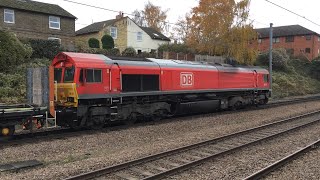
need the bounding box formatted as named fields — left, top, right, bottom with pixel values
left=132, top=9, right=145, bottom=26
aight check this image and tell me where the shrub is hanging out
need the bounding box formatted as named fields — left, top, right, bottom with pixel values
left=158, top=43, right=194, bottom=54
left=0, top=30, right=32, bottom=73
left=137, top=51, right=156, bottom=58
left=108, top=48, right=120, bottom=56
left=28, top=39, right=61, bottom=59
left=122, top=47, right=137, bottom=57
left=77, top=48, right=121, bottom=57
left=256, top=48, right=289, bottom=71
left=101, top=35, right=114, bottom=49
left=0, top=73, right=26, bottom=103
left=88, top=38, right=100, bottom=48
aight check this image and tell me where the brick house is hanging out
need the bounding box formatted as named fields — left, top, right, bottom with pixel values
left=75, top=15, right=170, bottom=53
left=255, top=25, right=320, bottom=60
left=0, top=0, right=76, bottom=49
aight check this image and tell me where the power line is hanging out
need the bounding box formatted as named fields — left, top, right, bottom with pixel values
left=264, top=0, right=320, bottom=27
left=62, top=0, right=178, bottom=27
left=248, top=18, right=269, bottom=26
left=68, top=0, right=269, bottom=31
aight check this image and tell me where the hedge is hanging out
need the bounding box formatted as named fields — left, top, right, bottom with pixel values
left=88, top=38, right=100, bottom=48
left=0, top=30, right=32, bottom=73
left=28, top=39, right=61, bottom=59
left=101, top=35, right=114, bottom=49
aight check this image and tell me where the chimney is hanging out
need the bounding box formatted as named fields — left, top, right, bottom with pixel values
left=116, top=11, right=124, bottom=19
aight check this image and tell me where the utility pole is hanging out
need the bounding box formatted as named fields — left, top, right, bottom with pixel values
left=269, top=23, right=273, bottom=96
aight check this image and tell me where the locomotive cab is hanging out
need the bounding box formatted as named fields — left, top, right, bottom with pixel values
left=53, top=56, right=78, bottom=108
left=50, top=52, right=116, bottom=128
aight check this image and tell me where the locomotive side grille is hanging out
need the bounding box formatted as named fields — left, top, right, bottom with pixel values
left=122, top=74, right=159, bottom=92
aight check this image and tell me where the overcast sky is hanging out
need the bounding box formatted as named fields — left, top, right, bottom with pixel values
left=35, top=0, right=320, bottom=33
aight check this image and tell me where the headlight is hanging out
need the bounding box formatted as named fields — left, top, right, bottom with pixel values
left=67, top=97, right=75, bottom=102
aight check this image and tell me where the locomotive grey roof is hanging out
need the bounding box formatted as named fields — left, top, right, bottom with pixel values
left=0, top=0, right=76, bottom=19
left=148, top=58, right=268, bottom=72
left=108, top=56, right=152, bottom=62
left=255, top=25, right=318, bottom=38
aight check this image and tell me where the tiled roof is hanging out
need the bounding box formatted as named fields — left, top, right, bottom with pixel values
left=139, top=26, right=170, bottom=41
left=255, top=25, right=318, bottom=38
left=76, top=17, right=170, bottom=41
left=0, top=0, right=76, bottom=19
left=76, top=19, right=118, bottom=35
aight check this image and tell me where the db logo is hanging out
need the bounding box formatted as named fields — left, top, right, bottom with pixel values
left=180, top=72, right=193, bottom=87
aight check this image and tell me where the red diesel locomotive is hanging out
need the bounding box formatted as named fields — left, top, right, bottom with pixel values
left=50, top=52, right=270, bottom=129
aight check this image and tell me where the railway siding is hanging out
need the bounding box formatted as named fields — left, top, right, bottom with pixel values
left=64, top=111, right=320, bottom=179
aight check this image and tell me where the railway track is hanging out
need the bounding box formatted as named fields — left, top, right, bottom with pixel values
left=1, top=95, right=320, bottom=145
left=64, top=110, right=320, bottom=180
left=244, top=139, right=320, bottom=180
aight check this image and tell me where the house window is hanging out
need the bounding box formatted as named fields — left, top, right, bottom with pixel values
left=306, top=35, right=312, bottom=40
left=110, top=27, right=117, bottom=39
left=48, top=37, right=61, bottom=44
left=4, top=9, right=15, bottom=23
left=305, top=48, right=311, bottom=53
left=258, top=39, right=262, bottom=44
left=49, top=16, right=60, bottom=29
left=86, top=69, right=102, bottom=83
left=318, top=36, right=320, bottom=41
left=285, top=36, right=294, bottom=42
left=137, top=32, right=142, bottom=41
left=272, top=37, right=280, bottom=43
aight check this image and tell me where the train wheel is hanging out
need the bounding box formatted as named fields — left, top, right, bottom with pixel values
left=1, top=126, right=15, bottom=137
left=259, top=98, right=268, bottom=105
left=231, top=101, right=242, bottom=111
left=126, top=113, right=139, bottom=126
left=152, top=109, right=168, bottom=121
left=87, top=116, right=105, bottom=130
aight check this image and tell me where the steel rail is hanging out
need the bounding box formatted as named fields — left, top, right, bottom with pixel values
left=3, top=95, right=319, bottom=144
left=64, top=110, right=320, bottom=180
left=244, top=139, right=320, bottom=180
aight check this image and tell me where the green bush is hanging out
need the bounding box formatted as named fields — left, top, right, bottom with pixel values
left=88, top=38, right=100, bottom=48
left=137, top=51, right=156, bottom=58
left=158, top=43, right=194, bottom=54
left=101, top=35, right=114, bottom=49
left=0, top=73, right=26, bottom=103
left=271, top=70, right=320, bottom=99
left=0, top=58, right=49, bottom=103
left=122, top=47, right=137, bottom=57
left=0, top=30, right=32, bottom=73
left=256, top=48, right=289, bottom=71
left=108, top=48, right=120, bottom=56
left=28, top=39, right=61, bottom=59
left=78, top=48, right=120, bottom=56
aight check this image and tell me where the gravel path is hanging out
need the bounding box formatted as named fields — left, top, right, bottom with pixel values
left=1, top=101, right=320, bottom=180
left=264, top=144, right=320, bottom=179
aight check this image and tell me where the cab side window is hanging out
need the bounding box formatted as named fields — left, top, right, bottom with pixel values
left=264, top=74, right=269, bottom=83
left=86, top=69, right=102, bottom=83
left=79, top=69, right=84, bottom=83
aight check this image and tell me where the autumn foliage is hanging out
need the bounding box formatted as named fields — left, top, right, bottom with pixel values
left=185, top=0, right=258, bottom=64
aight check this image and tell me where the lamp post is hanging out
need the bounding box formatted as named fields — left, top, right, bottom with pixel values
left=269, top=23, right=273, bottom=96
